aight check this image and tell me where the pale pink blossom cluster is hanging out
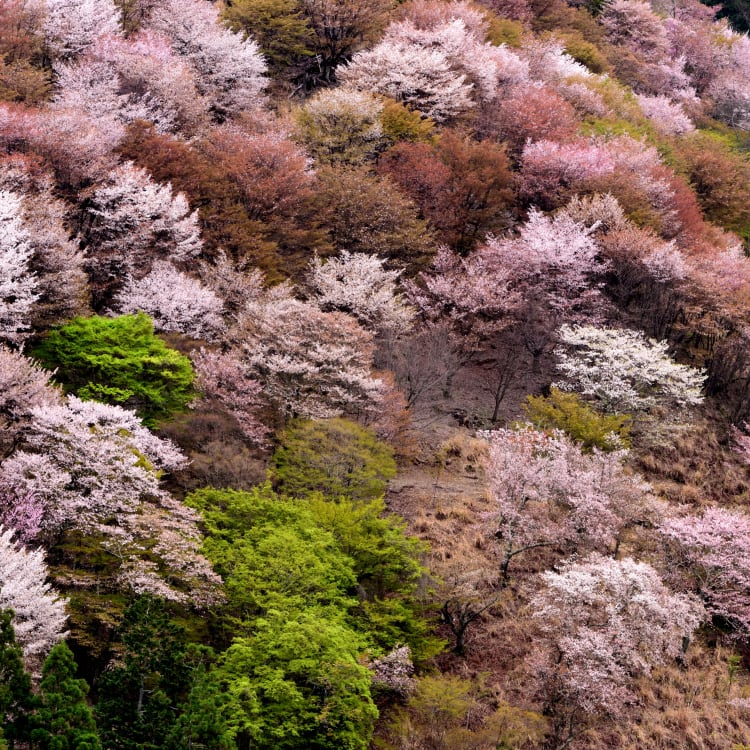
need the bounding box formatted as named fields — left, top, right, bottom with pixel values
left=533, top=553, right=705, bottom=713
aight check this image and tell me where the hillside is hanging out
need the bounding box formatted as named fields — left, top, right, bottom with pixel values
left=3, top=0, right=750, bottom=747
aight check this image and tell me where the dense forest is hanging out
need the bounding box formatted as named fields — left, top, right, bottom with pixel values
left=4, top=0, right=750, bottom=747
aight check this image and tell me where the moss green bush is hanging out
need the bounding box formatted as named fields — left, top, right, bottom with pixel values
left=523, top=387, right=632, bottom=451
left=272, top=418, right=397, bottom=501
left=33, top=313, right=195, bottom=426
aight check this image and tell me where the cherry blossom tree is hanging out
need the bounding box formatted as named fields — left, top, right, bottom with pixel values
left=483, top=425, right=656, bottom=581
left=191, top=348, right=268, bottom=444
left=0, top=396, right=186, bottom=534
left=660, top=507, right=750, bottom=638
left=81, top=162, right=202, bottom=306
left=600, top=0, right=670, bottom=62
left=114, top=261, right=225, bottom=341
left=518, top=138, right=616, bottom=209
left=406, top=245, right=518, bottom=337
left=0, top=526, right=67, bottom=671
left=0, top=345, right=59, bottom=457
left=306, top=251, right=414, bottom=335
left=523, top=38, right=594, bottom=85
left=341, top=9, right=528, bottom=118
left=384, top=15, right=528, bottom=101
left=41, top=0, right=122, bottom=60
left=637, top=94, right=695, bottom=135
left=532, top=554, right=704, bottom=747
left=339, top=40, right=474, bottom=122
left=53, top=31, right=209, bottom=135
left=0, top=190, right=37, bottom=343
left=519, top=136, right=679, bottom=235
left=147, top=0, right=267, bottom=119
left=230, top=287, right=384, bottom=419
left=0, top=156, right=89, bottom=330
left=369, top=645, right=416, bottom=696
left=598, top=225, right=688, bottom=339
left=554, top=324, right=706, bottom=412
left=0, top=485, right=43, bottom=544
left=0, top=397, right=222, bottom=603
left=710, top=69, right=750, bottom=131
left=0, top=102, right=124, bottom=187
left=198, top=251, right=265, bottom=323
left=112, top=494, right=223, bottom=607
left=477, top=81, right=579, bottom=156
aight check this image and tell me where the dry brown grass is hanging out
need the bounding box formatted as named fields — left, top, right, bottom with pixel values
left=629, top=406, right=750, bottom=507
left=613, top=643, right=750, bottom=750
left=387, top=416, right=750, bottom=750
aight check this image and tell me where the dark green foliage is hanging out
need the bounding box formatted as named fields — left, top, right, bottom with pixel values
left=223, top=0, right=316, bottom=79
left=523, top=387, right=632, bottom=451
left=0, top=610, right=35, bottom=748
left=164, top=658, right=233, bottom=750
left=95, top=596, right=191, bottom=750
left=701, top=0, right=750, bottom=32
left=32, top=313, right=196, bottom=425
left=31, top=642, right=101, bottom=750
left=272, top=418, right=397, bottom=501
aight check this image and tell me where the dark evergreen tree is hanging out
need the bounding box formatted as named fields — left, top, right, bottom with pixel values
left=165, top=651, right=233, bottom=750
left=0, top=609, right=35, bottom=750
left=94, top=596, right=191, bottom=750
left=31, top=641, right=101, bottom=750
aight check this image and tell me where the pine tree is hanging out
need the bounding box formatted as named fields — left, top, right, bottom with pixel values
left=0, top=609, right=35, bottom=749
left=31, top=641, right=101, bottom=750
left=95, top=596, right=190, bottom=750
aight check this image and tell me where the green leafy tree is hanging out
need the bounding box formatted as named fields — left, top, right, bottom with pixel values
left=187, top=485, right=441, bottom=663
left=223, top=0, right=316, bottom=79
left=31, top=642, right=101, bottom=750
left=523, top=387, right=632, bottom=451
left=32, top=314, right=196, bottom=426
left=272, top=418, right=397, bottom=501
left=0, top=609, right=34, bottom=749
left=95, top=596, right=191, bottom=750
left=218, top=611, right=377, bottom=750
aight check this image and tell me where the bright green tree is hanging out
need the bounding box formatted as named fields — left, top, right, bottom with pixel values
left=31, top=642, right=101, bottom=750
left=272, top=418, right=397, bottom=501
left=187, top=485, right=440, bottom=663
left=32, top=313, right=195, bottom=426
left=218, top=611, right=377, bottom=750
left=0, top=610, right=34, bottom=749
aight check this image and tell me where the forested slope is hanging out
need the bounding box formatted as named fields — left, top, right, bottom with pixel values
left=3, top=0, right=750, bottom=747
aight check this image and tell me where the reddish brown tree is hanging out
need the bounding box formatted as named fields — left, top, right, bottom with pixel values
left=378, top=130, right=515, bottom=254
left=476, top=82, right=579, bottom=157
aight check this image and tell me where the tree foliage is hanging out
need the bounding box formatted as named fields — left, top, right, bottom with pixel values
left=523, top=387, right=632, bottom=451
left=33, top=313, right=196, bottom=425
left=272, top=418, right=397, bottom=501
left=554, top=324, right=706, bottom=413
left=32, top=641, right=101, bottom=750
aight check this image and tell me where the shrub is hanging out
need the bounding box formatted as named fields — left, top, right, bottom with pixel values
left=32, top=313, right=195, bottom=425
left=523, top=387, right=632, bottom=450
left=272, top=418, right=397, bottom=501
